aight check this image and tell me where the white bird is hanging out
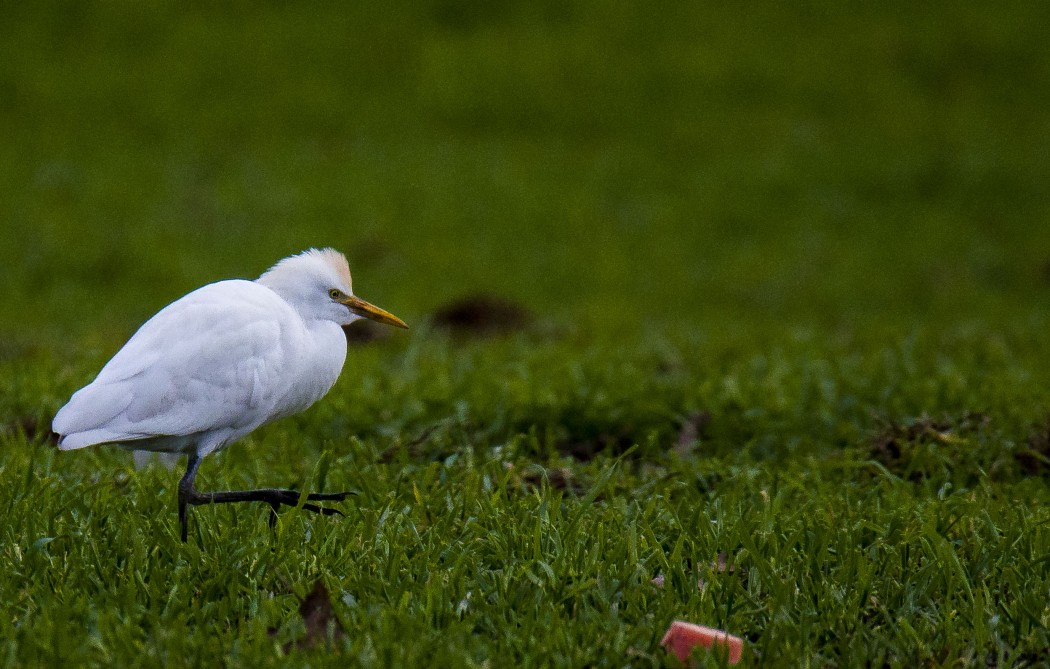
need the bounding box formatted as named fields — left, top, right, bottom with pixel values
left=53, top=248, right=408, bottom=542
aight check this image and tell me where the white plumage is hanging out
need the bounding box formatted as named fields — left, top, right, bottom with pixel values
left=53, top=248, right=407, bottom=541
left=55, top=278, right=342, bottom=456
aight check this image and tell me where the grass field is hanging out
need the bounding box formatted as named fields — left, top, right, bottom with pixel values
left=3, top=1, right=1050, bottom=666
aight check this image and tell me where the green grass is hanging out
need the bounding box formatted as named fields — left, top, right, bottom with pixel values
left=3, top=0, right=1050, bottom=666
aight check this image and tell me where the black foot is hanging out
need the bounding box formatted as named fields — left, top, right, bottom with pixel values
left=180, top=486, right=352, bottom=542
left=258, top=490, right=351, bottom=527
left=177, top=451, right=352, bottom=543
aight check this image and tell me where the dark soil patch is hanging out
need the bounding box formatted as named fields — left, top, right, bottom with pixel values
left=512, top=464, right=584, bottom=494
left=1018, top=417, right=1050, bottom=476
left=871, top=413, right=987, bottom=463
left=431, top=294, right=531, bottom=337
left=4, top=415, right=59, bottom=444
left=869, top=412, right=990, bottom=479
left=558, top=431, right=635, bottom=461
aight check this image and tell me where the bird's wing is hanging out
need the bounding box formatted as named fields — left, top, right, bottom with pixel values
left=54, top=280, right=299, bottom=450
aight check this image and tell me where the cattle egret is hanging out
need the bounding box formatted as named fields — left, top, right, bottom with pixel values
left=52, top=248, right=408, bottom=542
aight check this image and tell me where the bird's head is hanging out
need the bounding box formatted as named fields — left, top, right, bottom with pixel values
left=257, top=248, right=408, bottom=329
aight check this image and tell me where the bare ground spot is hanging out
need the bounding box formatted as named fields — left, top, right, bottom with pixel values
left=431, top=294, right=531, bottom=337
left=4, top=415, right=59, bottom=444
left=1018, top=417, right=1050, bottom=476
left=508, top=463, right=584, bottom=494
left=868, top=412, right=996, bottom=482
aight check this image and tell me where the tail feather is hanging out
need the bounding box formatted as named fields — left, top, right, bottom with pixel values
left=53, top=380, right=136, bottom=450
left=56, top=428, right=140, bottom=451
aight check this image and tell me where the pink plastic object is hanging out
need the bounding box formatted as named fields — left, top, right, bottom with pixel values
left=661, top=620, right=743, bottom=665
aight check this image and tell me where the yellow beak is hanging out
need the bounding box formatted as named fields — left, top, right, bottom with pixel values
left=340, top=295, right=408, bottom=329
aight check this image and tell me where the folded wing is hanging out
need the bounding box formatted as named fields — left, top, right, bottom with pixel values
left=53, top=280, right=298, bottom=452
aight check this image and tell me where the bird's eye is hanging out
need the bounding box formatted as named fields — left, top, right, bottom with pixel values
left=328, top=288, right=343, bottom=300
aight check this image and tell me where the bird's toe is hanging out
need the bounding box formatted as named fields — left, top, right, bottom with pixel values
left=305, top=491, right=353, bottom=502
left=301, top=503, right=345, bottom=517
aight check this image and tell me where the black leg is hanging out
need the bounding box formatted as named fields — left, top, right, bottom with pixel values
left=178, top=453, right=203, bottom=543
left=177, top=453, right=350, bottom=543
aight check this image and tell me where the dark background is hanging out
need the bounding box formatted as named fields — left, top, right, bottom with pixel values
left=2, top=1, right=1048, bottom=349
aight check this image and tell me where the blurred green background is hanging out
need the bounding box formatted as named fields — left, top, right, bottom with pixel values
left=5, top=4, right=1050, bottom=664
left=3, top=0, right=1049, bottom=352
